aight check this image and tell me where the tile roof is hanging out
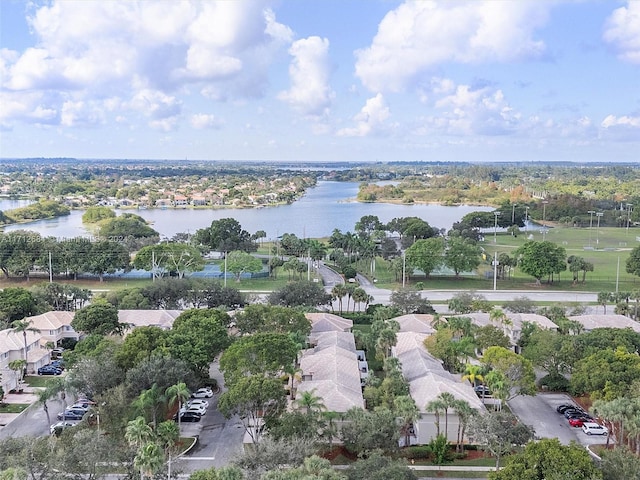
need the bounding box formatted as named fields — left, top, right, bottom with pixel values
left=118, top=310, right=182, bottom=329
left=568, top=314, right=640, bottom=332
left=392, top=314, right=436, bottom=334
left=306, top=312, right=352, bottom=333
left=27, top=311, right=75, bottom=330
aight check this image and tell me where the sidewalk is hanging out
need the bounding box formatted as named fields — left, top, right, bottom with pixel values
left=0, top=386, right=40, bottom=428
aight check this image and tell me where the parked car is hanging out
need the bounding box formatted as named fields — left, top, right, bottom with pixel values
left=191, top=387, right=214, bottom=398
left=57, top=410, right=85, bottom=421
left=68, top=403, right=91, bottom=411
left=38, top=365, right=62, bottom=375
left=187, top=399, right=209, bottom=409
left=564, top=408, right=587, bottom=419
left=51, top=347, right=64, bottom=358
left=50, top=421, right=77, bottom=435
left=556, top=404, right=580, bottom=414
left=582, top=422, right=609, bottom=435
left=474, top=385, right=492, bottom=397
left=50, top=360, right=65, bottom=370
left=180, top=404, right=207, bottom=416
left=174, top=411, right=201, bottom=422
left=568, top=416, right=593, bottom=427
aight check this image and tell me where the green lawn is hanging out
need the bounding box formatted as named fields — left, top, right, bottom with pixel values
left=24, top=375, right=55, bottom=388
left=0, top=403, right=30, bottom=414
left=372, top=226, right=640, bottom=293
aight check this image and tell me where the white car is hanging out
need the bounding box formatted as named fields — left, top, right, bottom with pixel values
left=50, top=421, right=77, bottom=434
left=187, top=399, right=209, bottom=409
left=582, top=422, right=608, bottom=435
left=181, top=404, right=207, bottom=416
left=68, top=403, right=91, bottom=411
left=191, top=387, right=214, bottom=398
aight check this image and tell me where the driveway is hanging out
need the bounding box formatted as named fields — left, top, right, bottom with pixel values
left=508, top=393, right=610, bottom=448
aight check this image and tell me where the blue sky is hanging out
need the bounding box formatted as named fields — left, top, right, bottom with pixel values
left=0, top=0, right=638, bottom=163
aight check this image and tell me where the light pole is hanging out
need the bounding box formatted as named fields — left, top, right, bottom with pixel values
left=542, top=200, right=549, bottom=241
left=596, top=212, right=603, bottom=245
left=493, top=211, right=501, bottom=243
left=587, top=210, right=595, bottom=248
left=626, top=203, right=633, bottom=233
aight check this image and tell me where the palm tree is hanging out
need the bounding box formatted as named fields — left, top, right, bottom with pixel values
left=394, top=395, right=420, bottom=447
left=36, top=385, right=60, bottom=427
left=437, top=392, right=457, bottom=439
left=156, top=420, right=179, bottom=479
left=296, top=389, right=326, bottom=417
left=8, top=359, right=26, bottom=390
left=430, top=313, right=448, bottom=330
left=461, top=364, right=484, bottom=388
left=134, top=442, right=164, bottom=480
left=484, top=370, right=508, bottom=411
left=11, top=319, right=41, bottom=372
left=166, top=382, right=190, bottom=429
left=125, top=416, right=154, bottom=449
left=134, top=383, right=166, bottom=430
left=426, top=398, right=446, bottom=436
left=375, top=327, right=397, bottom=360
left=453, top=400, right=475, bottom=454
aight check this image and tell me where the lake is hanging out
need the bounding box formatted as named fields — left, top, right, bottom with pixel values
left=2, top=181, right=493, bottom=239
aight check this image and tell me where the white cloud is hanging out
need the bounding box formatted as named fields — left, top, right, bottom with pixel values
left=129, top=89, right=182, bottom=129
left=355, top=1, right=550, bottom=92
left=2, top=0, right=292, bottom=129
left=603, top=1, right=640, bottom=64
left=602, top=114, right=640, bottom=128
left=190, top=113, right=224, bottom=129
left=337, top=93, right=391, bottom=137
left=60, top=100, right=105, bottom=127
left=278, top=36, right=335, bottom=118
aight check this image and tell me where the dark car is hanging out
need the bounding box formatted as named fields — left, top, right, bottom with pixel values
left=474, top=385, right=492, bottom=397
left=50, top=360, right=65, bottom=370
left=38, top=365, right=62, bottom=375
left=564, top=408, right=587, bottom=419
left=174, top=411, right=201, bottom=423
left=557, top=404, right=580, bottom=414
left=57, top=410, right=85, bottom=421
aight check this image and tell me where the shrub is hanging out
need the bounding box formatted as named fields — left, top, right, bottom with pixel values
left=539, top=373, right=569, bottom=392
left=401, top=445, right=432, bottom=460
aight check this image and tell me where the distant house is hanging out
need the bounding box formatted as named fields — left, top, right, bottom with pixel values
left=0, top=328, right=48, bottom=387
left=118, top=310, right=182, bottom=332
left=568, top=314, right=640, bottom=333
left=173, top=195, right=188, bottom=206
left=191, top=195, right=208, bottom=206
left=27, top=311, right=78, bottom=346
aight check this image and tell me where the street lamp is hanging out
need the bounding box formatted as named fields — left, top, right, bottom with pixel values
left=587, top=210, right=595, bottom=248
left=493, top=211, right=501, bottom=243
left=596, top=212, right=603, bottom=245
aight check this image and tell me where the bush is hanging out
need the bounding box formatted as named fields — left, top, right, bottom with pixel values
left=539, top=372, right=570, bottom=392
left=401, top=445, right=432, bottom=460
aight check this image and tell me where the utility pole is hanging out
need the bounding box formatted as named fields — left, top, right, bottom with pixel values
left=493, top=251, right=499, bottom=291
left=588, top=210, right=595, bottom=248
left=596, top=212, right=603, bottom=245
left=493, top=212, right=501, bottom=243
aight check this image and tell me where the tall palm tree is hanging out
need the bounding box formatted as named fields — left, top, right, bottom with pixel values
left=134, top=442, right=164, bottom=480
left=8, top=359, right=26, bottom=390
left=134, top=383, right=166, bottom=430
left=394, top=395, right=420, bottom=448
left=453, top=399, right=475, bottom=454
left=36, top=384, right=60, bottom=427
left=125, top=416, right=154, bottom=449
left=11, top=319, right=41, bottom=371
left=426, top=398, right=446, bottom=436
left=330, top=284, right=348, bottom=314
left=165, top=382, right=190, bottom=429
left=437, top=392, right=457, bottom=439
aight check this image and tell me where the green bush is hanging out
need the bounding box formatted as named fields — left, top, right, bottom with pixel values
left=539, top=372, right=570, bottom=392
left=401, top=445, right=432, bottom=460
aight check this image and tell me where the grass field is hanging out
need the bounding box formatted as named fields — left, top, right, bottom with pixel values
left=373, top=226, right=640, bottom=293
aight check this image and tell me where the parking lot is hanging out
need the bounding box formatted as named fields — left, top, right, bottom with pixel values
left=508, top=392, right=610, bottom=449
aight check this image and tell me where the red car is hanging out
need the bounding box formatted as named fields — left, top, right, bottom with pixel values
left=568, top=416, right=593, bottom=427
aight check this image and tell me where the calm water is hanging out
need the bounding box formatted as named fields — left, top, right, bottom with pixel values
left=2, top=182, right=492, bottom=239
